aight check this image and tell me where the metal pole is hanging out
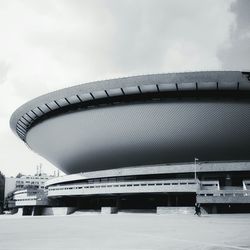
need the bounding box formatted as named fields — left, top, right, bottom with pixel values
left=194, top=158, right=198, bottom=182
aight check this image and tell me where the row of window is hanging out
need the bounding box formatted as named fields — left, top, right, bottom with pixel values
left=15, top=185, right=44, bottom=189
left=15, top=190, right=38, bottom=195
left=16, top=181, right=45, bottom=184
left=20, top=176, right=48, bottom=180
left=15, top=198, right=37, bottom=201
left=199, top=192, right=249, bottom=196
left=201, top=183, right=219, bottom=187
left=49, top=181, right=197, bottom=191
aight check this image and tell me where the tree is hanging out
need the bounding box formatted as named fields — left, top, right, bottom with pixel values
left=16, top=173, right=23, bottom=178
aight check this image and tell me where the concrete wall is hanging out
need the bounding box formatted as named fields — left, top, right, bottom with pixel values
left=15, top=208, right=23, bottom=216
left=42, top=207, right=77, bottom=216
left=101, top=207, right=117, bottom=214
left=157, top=206, right=208, bottom=215
left=48, top=179, right=198, bottom=197
left=197, top=195, right=250, bottom=204
left=157, top=207, right=194, bottom=215
left=46, top=162, right=250, bottom=187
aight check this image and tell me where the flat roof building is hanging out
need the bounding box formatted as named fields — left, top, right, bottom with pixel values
left=4, top=173, right=53, bottom=198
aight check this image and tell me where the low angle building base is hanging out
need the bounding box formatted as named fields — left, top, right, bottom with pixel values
left=9, top=161, right=250, bottom=215
left=9, top=71, right=250, bottom=215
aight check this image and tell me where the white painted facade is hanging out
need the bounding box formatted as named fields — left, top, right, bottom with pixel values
left=4, top=173, right=54, bottom=198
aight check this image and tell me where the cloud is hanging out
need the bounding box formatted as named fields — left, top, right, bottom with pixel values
left=217, top=0, right=250, bottom=71
left=0, top=61, right=9, bottom=85
left=0, top=0, right=235, bottom=99
left=105, top=0, right=234, bottom=74
left=0, top=0, right=236, bottom=176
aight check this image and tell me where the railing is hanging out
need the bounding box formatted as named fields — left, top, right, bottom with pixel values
left=15, top=199, right=49, bottom=207
left=198, top=190, right=250, bottom=196
left=200, top=180, right=220, bottom=190
left=47, top=179, right=200, bottom=197
left=13, top=189, right=48, bottom=207
left=197, top=189, right=250, bottom=204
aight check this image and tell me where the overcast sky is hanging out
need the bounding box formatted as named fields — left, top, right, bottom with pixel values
left=0, top=0, right=249, bottom=177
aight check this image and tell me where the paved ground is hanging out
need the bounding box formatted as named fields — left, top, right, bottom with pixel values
left=0, top=213, right=250, bottom=250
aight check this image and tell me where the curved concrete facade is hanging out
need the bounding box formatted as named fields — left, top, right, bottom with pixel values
left=10, top=71, right=250, bottom=174
left=25, top=101, right=250, bottom=173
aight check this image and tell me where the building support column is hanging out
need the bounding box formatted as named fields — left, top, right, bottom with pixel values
left=116, top=196, right=121, bottom=211
left=167, top=195, right=171, bottom=206
left=212, top=205, right=217, bottom=214
left=175, top=196, right=179, bottom=206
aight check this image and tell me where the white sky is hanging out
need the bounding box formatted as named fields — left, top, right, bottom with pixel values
left=0, top=0, right=249, bottom=177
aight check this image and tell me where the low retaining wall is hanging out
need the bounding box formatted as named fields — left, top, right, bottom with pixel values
left=157, top=207, right=194, bottom=215
left=157, top=206, right=208, bottom=215
left=42, top=207, right=77, bottom=216
left=15, top=208, right=23, bottom=216
left=101, top=207, right=117, bottom=214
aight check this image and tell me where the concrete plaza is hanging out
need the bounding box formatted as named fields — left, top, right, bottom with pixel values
left=0, top=213, right=250, bottom=250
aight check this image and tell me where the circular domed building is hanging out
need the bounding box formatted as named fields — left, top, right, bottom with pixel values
left=10, top=71, right=250, bottom=214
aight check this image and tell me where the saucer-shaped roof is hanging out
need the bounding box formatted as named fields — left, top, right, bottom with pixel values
left=10, top=71, right=250, bottom=174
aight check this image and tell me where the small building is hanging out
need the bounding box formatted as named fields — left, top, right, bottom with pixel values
left=4, top=173, right=54, bottom=199
left=0, top=171, right=5, bottom=213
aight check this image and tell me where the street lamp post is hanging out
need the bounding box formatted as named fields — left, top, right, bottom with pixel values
left=194, top=158, right=199, bottom=182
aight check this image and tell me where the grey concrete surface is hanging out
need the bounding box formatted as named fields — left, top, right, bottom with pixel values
left=0, top=214, right=250, bottom=250
left=25, top=102, right=250, bottom=174
left=11, top=71, right=250, bottom=139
